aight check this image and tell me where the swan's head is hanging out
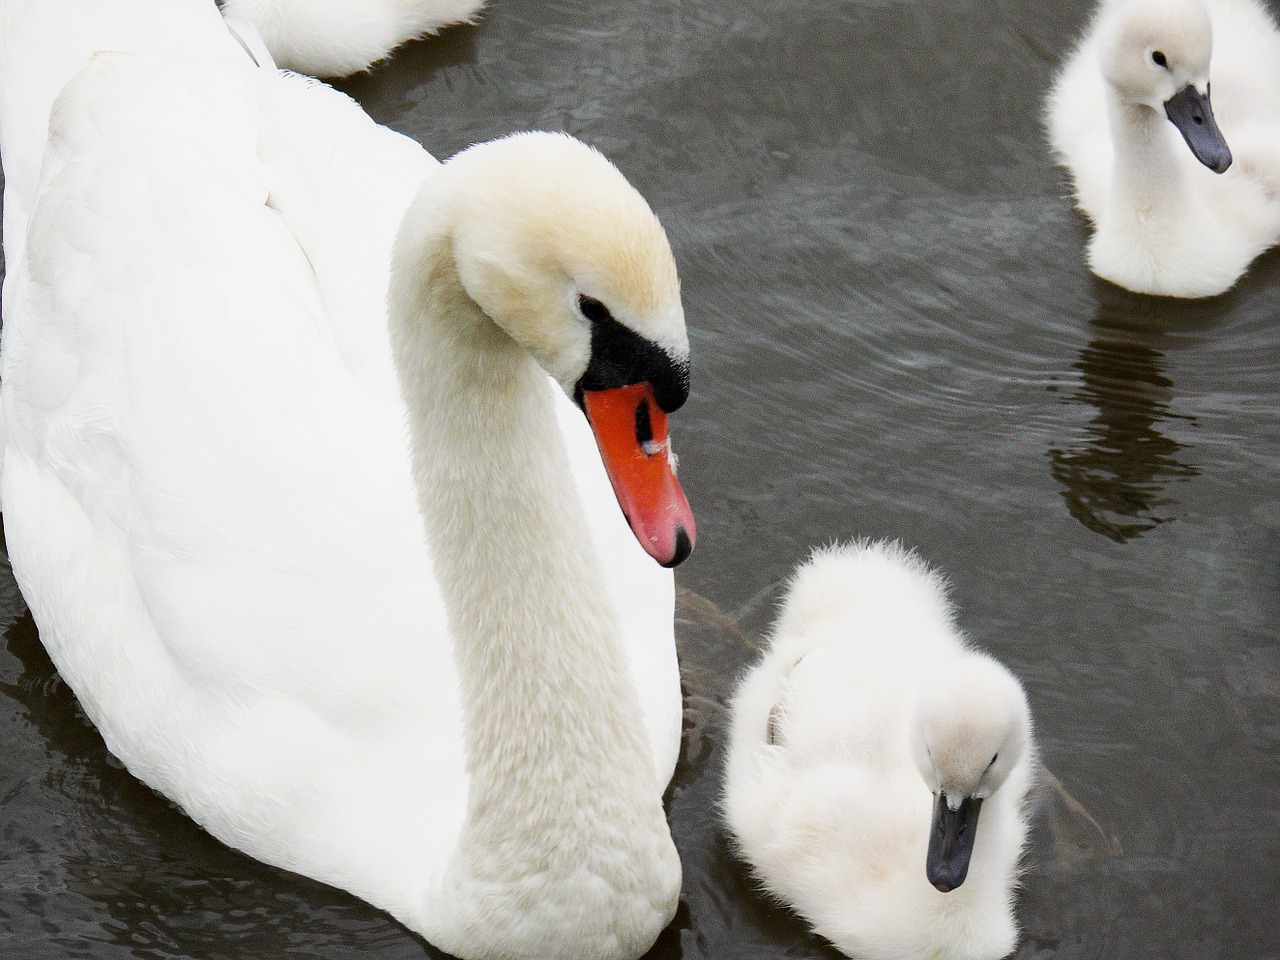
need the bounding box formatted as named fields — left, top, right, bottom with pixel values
left=437, top=132, right=694, bottom=566
left=1097, top=0, right=1231, bottom=172
left=910, top=655, right=1032, bottom=893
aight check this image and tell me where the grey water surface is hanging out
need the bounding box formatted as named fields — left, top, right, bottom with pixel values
left=1, top=0, right=1277, bottom=958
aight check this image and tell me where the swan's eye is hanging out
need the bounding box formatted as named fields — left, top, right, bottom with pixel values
left=1151, top=50, right=1168, bottom=67
left=989, top=752, right=999, bottom=767
left=578, top=294, right=613, bottom=325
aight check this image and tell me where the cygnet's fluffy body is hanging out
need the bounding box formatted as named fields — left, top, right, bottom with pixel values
left=724, top=541, right=1035, bottom=960
left=1046, top=0, right=1280, bottom=297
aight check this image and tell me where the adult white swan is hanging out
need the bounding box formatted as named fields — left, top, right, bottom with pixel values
left=723, top=541, right=1034, bottom=960
left=1045, top=0, right=1280, bottom=297
left=222, top=0, right=488, bottom=76
left=0, top=2, right=694, bottom=958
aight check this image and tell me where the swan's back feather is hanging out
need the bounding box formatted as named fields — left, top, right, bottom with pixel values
left=0, top=0, right=241, bottom=277
left=6, top=48, right=467, bottom=907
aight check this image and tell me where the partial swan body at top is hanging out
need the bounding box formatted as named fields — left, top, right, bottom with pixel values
left=0, top=1, right=695, bottom=958
left=1046, top=0, right=1280, bottom=297
left=221, top=0, right=487, bottom=76
left=724, top=540, right=1035, bottom=960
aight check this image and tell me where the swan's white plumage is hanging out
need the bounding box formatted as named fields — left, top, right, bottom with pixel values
left=0, top=2, right=685, bottom=957
left=221, top=0, right=487, bottom=76
left=1046, top=0, right=1280, bottom=297
left=724, top=540, right=1034, bottom=960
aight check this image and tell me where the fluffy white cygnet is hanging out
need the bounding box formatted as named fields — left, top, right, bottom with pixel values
left=724, top=540, right=1035, bottom=960
left=1046, top=0, right=1280, bottom=297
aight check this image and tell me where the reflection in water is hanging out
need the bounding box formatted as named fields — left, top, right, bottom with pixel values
left=1048, top=299, right=1202, bottom=543
left=1, top=610, right=103, bottom=765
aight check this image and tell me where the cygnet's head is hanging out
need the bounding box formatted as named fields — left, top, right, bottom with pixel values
left=398, top=131, right=694, bottom=565
left=910, top=655, right=1032, bottom=892
left=1096, top=0, right=1231, bottom=171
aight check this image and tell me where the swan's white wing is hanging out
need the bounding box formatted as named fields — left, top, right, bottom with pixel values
left=0, top=0, right=246, bottom=274
left=2, top=51, right=466, bottom=911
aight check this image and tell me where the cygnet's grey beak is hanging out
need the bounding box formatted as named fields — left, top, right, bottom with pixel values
left=1164, top=84, right=1232, bottom=173
left=926, top=792, right=982, bottom=892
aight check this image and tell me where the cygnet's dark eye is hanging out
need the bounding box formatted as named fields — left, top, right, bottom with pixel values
left=578, top=294, right=612, bottom=325
left=989, top=753, right=999, bottom=767
left=1152, top=50, right=1168, bottom=67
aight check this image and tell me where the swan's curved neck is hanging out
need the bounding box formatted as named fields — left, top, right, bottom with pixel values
left=1108, top=97, right=1187, bottom=219
left=386, top=182, right=677, bottom=955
